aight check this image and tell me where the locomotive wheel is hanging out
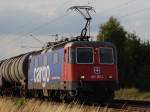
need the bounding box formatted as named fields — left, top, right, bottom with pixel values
left=48, top=90, right=60, bottom=101
left=76, top=89, right=115, bottom=102
left=59, top=91, right=67, bottom=101
left=58, top=90, right=76, bottom=102
left=106, top=89, right=114, bottom=101
left=78, top=93, right=89, bottom=102
left=24, top=90, right=32, bottom=98
left=48, top=91, right=56, bottom=100
left=0, top=88, right=3, bottom=96
left=93, top=89, right=114, bottom=101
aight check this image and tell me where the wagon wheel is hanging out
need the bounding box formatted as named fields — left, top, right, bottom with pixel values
left=59, top=91, right=67, bottom=102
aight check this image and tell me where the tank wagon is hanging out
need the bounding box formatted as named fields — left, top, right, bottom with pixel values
left=0, top=40, right=118, bottom=100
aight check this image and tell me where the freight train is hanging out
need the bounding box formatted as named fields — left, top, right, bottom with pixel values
left=0, top=38, right=118, bottom=100
left=0, top=6, right=118, bottom=101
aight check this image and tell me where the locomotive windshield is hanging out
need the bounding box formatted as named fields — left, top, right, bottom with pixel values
left=76, top=48, right=93, bottom=63
left=99, top=48, right=114, bottom=64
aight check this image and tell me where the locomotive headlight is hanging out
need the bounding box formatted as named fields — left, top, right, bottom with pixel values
left=80, top=75, right=85, bottom=79
left=108, top=75, right=113, bottom=79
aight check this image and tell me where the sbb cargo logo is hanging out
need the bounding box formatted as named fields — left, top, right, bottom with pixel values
left=34, top=65, right=50, bottom=87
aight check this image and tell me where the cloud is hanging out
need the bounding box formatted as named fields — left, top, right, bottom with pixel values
left=0, top=0, right=150, bottom=58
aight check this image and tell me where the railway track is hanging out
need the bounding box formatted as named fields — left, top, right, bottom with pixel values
left=75, top=98, right=150, bottom=111
left=104, top=100, right=150, bottom=111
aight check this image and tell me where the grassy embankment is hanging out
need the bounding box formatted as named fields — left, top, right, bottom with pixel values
left=115, top=88, right=150, bottom=101
left=0, top=97, right=121, bottom=112
left=0, top=88, right=150, bottom=112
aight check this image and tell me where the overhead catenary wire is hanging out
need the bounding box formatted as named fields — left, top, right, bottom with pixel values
left=0, top=13, right=70, bottom=57
left=118, top=7, right=150, bottom=19
left=20, top=34, right=46, bottom=49
left=0, top=18, right=44, bottom=42
left=0, top=0, right=78, bottom=57
left=86, top=0, right=141, bottom=32
left=87, top=0, right=97, bottom=5
left=0, top=0, right=75, bottom=40
left=91, top=0, right=148, bottom=26
left=30, top=34, right=45, bottom=45
left=94, top=0, right=139, bottom=16
left=20, top=45, right=42, bottom=49
left=0, top=13, right=69, bottom=47
left=0, top=0, right=149, bottom=56
left=118, top=8, right=150, bottom=37
left=92, top=7, right=150, bottom=29
left=1, top=0, right=140, bottom=47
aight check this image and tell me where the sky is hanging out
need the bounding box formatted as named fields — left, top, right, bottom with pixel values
left=0, top=0, right=150, bottom=59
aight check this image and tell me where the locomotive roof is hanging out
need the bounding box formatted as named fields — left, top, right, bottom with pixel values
left=65, top=41, right=116, bottom=48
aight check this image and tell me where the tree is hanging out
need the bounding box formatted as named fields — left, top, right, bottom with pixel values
left=97, top=17, right=150, bottom=90
left=97, top=17, right=126, bottom=49
left=97, top=17, right=127, bottom=87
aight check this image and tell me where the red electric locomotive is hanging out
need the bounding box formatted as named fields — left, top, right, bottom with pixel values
left=62, top=41, right=118, bottom=100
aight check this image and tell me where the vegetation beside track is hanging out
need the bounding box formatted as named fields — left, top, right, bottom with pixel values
left=97, top=17, right=150, bottom=91
left=0, top=97, right=150, bottom=112
left=115, top=88, right=150, bottom=101
left=97, top=17, right=150, bottom=102
left=0, top=97, right=114, bottom=112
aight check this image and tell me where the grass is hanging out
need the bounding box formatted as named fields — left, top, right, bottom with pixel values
left=0, top=88, right=150, bottom=112
left=15, top=98, right=28, bottom=107
left=115, top=88, right=150, bottom=101
left=0, top=97, right=129, bottom=112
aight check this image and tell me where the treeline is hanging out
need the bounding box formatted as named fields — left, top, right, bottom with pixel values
left=97, top=17, right=150, bottom=90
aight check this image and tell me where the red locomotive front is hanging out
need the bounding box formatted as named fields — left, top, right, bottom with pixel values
left=62, top=41, right=118, bottom=99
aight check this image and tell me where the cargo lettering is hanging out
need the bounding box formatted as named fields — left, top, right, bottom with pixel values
left=34, top=65, right=50, bottom=87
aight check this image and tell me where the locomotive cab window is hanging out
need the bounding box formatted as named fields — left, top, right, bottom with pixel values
left=68, top=48, right=76, bottom=64
left=99, top=47, right=114, bottom=64
left=76, top=48, right=93, bottom=64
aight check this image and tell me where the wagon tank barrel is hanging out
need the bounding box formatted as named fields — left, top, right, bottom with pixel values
left=0, top=50, right=42, bottom=85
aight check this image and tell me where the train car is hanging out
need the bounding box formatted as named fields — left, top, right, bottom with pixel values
left=27, top=41, right=118, bottom=100
left=0, top=40, right=118, bottom=100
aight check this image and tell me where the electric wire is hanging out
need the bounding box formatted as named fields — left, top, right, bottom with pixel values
left=30, top=34, right=45, bottom=45
left=0, top=12, right=70, bottom=55
left=118, top=7, right=150, bottom=19
left=0, top=0, right=139, bottom=46
left=0, top=0, right=149, bottom=56
left=0, top=0, right=74, bottom=44
left=91, top=0, right=139, bottom=16
left=1, top=13, right=69, bottom=46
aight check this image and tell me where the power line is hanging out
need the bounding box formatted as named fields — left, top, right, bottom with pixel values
left=90, top=7, right=150, bottom=37
left=0, top=1, right=76, bottom=58
left=30, top=34, right=45, bottom=45
left=91, top=0, right=145, bottom=28
left=96, top=0, right=139, bottom=15
left=117, top=8, right=150, bottom=31
left=87, top=0, right=97, bottom=5
left=0, top=13, right=70, bottom=54
left=87, top=0, right=141, bottom=30
left=0, top=8, right=56, bottom=42
left=0, top=0, right=74, bottom=43
left=118, top=8, right=150, bottom=19
left=1, top=13, right=69, bottom=46
left=0, top=17, right=47, bottom=42
left=20, top=45, right=41, bottom=49
left=0, top=0, right=145, bottom=53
